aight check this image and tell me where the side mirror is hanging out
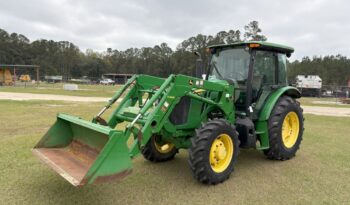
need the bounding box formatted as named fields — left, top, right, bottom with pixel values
left=194, top=52, right=204, bottom=79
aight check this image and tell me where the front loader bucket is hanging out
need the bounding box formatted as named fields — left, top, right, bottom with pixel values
left=32, top=113, right=132, bottom=186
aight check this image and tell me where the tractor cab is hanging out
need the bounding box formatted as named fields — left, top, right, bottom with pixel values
left=207, top=42, right=294, bottom=119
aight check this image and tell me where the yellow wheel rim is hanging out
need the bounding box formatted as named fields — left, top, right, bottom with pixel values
left=282, top=112, right=300, bottom=148
left=209, top=134, right=234, bottom=173
left=154, top=140, right=175, bottom=154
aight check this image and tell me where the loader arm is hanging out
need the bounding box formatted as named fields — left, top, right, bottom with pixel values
left=33, top=74, right=235, bottom=186
left=104, top=74, right=235, bottom=157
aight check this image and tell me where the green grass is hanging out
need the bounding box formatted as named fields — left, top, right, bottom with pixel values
left=0, top=83, right=120, bottom=97
left=1, top=100, right=350, bottom=204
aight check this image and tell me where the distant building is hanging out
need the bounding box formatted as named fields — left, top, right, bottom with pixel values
left=102, top=73, right=133, bottom=84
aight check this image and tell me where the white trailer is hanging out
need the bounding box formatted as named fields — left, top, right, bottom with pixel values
left=295, top=75, right=322, bottom=97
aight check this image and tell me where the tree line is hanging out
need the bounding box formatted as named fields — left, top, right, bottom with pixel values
left=0, top=21, right=266, bottom=79
left=0, top=20, right=349, bottom=85
left=288, top=55, right=350, bottom=86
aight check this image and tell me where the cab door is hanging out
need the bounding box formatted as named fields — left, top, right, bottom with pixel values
left=251, top=50, right=287, bottom=119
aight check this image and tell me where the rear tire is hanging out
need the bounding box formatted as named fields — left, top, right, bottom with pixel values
left=141, top=134, right=177, bottom=162
left=189, top=119, right=239, bottom=185
left=264, top=96, right=304, bottom=160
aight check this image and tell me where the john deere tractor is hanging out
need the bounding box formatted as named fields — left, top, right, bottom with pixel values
left=33, top=41, right=304, bottom=186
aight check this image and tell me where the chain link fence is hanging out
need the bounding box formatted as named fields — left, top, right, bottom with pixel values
left=320, top=85, right=350, bottom=98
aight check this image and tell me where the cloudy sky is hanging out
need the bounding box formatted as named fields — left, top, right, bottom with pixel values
left=0, top=0, right=348, bottom=59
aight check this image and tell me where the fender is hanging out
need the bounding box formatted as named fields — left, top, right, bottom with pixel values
left=255, top=86, right=301, bottom=150
left=258, top=86, right=301, bottom=122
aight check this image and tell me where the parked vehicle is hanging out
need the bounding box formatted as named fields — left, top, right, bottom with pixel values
left=99, top=78, right=114, bottom=85
left=19, top=74, right=31, bottom=82
left=295, top=75, right=322, bottom=97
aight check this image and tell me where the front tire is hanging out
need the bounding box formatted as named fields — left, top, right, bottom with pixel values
left=141, top=134, right=177, bottom=162
left=264, top=96, right=304, bottom=160
left=189, top=119, right=239, bottom=185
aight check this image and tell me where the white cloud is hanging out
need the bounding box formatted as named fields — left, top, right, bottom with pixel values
left=0, top=0, right=349, bottom=59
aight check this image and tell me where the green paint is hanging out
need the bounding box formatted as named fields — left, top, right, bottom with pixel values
left=209, top=41, right=294, bottom=55
left=258, top=86, right=300, bottom=121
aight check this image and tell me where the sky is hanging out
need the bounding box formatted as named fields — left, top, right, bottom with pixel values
left=0, top=0, right=349, bottom=60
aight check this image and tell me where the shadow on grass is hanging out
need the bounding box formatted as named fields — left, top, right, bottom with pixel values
left=24, top=148, right=289, bottom=204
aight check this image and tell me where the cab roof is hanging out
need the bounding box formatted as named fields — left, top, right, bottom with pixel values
left=208, top=41, right=294, bottom=55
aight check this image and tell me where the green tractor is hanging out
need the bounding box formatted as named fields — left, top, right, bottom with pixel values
left=33, top=41, right=304, bottom=186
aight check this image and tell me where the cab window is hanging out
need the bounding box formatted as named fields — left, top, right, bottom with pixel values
left=277, top=53, right=287, bottom=85
left=253, top=50, right=276, bottom=86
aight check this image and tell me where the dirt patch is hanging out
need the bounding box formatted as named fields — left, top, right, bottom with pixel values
left=312, top=101, right=341, bottom=105
left=0, top=92, right=109, bottom=102
left=1, top=92, right=350, bottom=117
left=302, top=106, right=350, bottom=117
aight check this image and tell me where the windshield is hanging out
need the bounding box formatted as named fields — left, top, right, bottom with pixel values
left=209, top=48, right=250, bottom=85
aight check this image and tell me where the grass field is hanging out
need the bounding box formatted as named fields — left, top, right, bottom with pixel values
left=1, top=99, right=350, bottom=205
left=0, top=83, right=120, bottom=97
